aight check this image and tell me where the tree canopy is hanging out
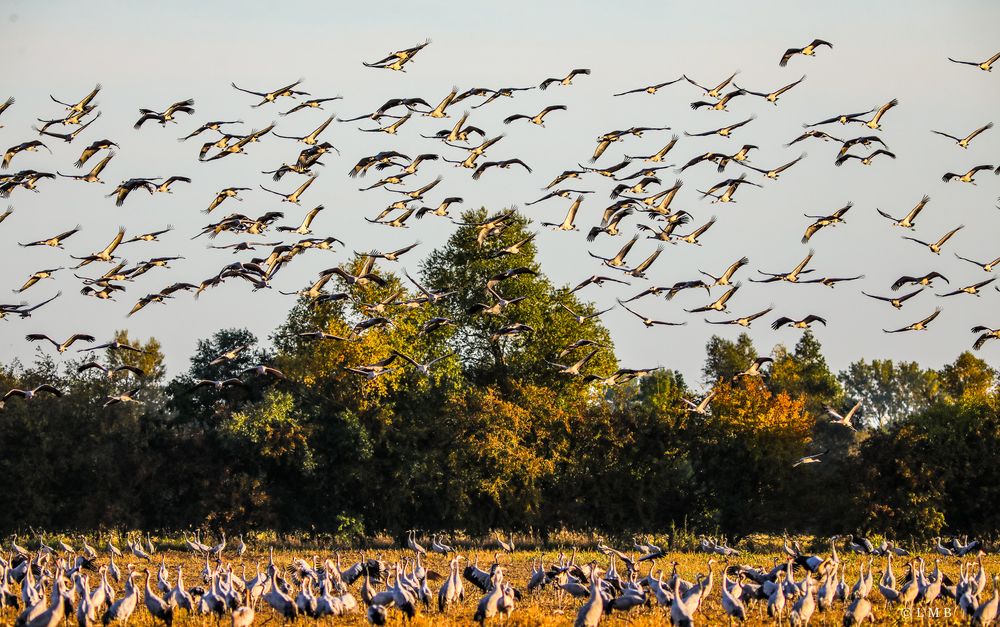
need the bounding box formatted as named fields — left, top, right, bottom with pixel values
left=0, top=209, right=997, bottom=538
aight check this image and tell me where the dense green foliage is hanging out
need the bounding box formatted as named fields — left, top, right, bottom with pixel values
left=1, top=209, right=997, bottom=539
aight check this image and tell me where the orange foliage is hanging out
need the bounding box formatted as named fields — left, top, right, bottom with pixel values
left=706, top=379, right=815, bottom=463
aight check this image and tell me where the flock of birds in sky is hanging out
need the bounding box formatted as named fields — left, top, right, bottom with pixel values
left=1, top=529, right=997, bottom=626
left=0, top=38, right=999, bottom=435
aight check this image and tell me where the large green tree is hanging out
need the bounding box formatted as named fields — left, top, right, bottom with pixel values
left=838, top=358, right=939, bottom=427
left=702, top=333, right=760, bottom=384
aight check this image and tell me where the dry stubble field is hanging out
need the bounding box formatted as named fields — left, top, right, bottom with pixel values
left=3, top=533, right=996, bottom=626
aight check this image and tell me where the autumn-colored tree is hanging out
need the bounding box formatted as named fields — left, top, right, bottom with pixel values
left=689, top=378, right=814, bottom=535
left=938, top=351, right=996, bottom=402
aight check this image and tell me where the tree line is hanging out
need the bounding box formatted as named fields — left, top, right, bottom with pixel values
left=1, top=209, right=997, bottom=539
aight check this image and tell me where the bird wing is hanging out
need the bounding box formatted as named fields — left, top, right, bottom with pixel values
left=774, top=75, right=807, bottom=96
left=269, top=79, right=305, bottom=98
left=292, top=175, right=317, bottom=197
left=89, top=152, right=115, bottom=176
left=612, top=86, right=646, bottom=97
left=930, top=130, right=961, bottom=142
left=100, top=227, right=126, bottom=256
left=133, top=112, right=162, bottom=129
left=471, top=163, right=493, bottom=180
left=921, top=308, right=942, bottom=325
left=739, top=163, right=769, bottom=175
left=775, top=153, right=806, bottom=172
left=791, top=250, right=814, bottom=275
left=66, top=333, right=96, bottom=346
left=26, top=333, right=58, bottom=347
left=965, top=122, right=993, bottom=141
left=562, top=196, right=582, bottom=226
left=617, top=300, right=647, bottom=321
left=935, top=225, right=964, bottom=246
left=591, top=138, right=612, bottom=161
left=716, top=284, right=740, bottom=306
left=838, top=402, right=861, bottom=424
left=731, top=83, right=768, bottom=98
left=682, top=75, right=712, bottom=92
left=633, top=247, right=662, bottom=272
left=727, top=116, right=755, bottom=131
left=903, top=195, right=929, bottom=222
left=901, top=236, right=930, bottom=248
left=309, top=115, right=335, bottom=138
left=871, top=99, right=898, bottom=124
left=875, top=208, right=897, bottom=222
left=771, top=317, right=793, bottom=330
left=779, top=47, right=801, bottom=66
left=573, top=349, right=601, bottom=369
left=683, top=128, right=716, bottom=138
left=862, top=291, right=894, bottom=303
left=390, top=351, right=420, bottom=367
left=35, top=384, right=63, bottom=396
left=258, top=184, right=286, bottom=197
left=973, top=333, right=994, bottom=350
left=802, top=222, right=823, bottom=243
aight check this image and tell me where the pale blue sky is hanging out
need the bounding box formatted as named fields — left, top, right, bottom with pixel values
left=2, top=0, right=998, bottom=382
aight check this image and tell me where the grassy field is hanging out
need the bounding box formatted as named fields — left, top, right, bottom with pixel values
left=3, top=532, right=995, bottom=625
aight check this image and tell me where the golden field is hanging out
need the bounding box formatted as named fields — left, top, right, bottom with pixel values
left=2, top=532, right=995, bottom=625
